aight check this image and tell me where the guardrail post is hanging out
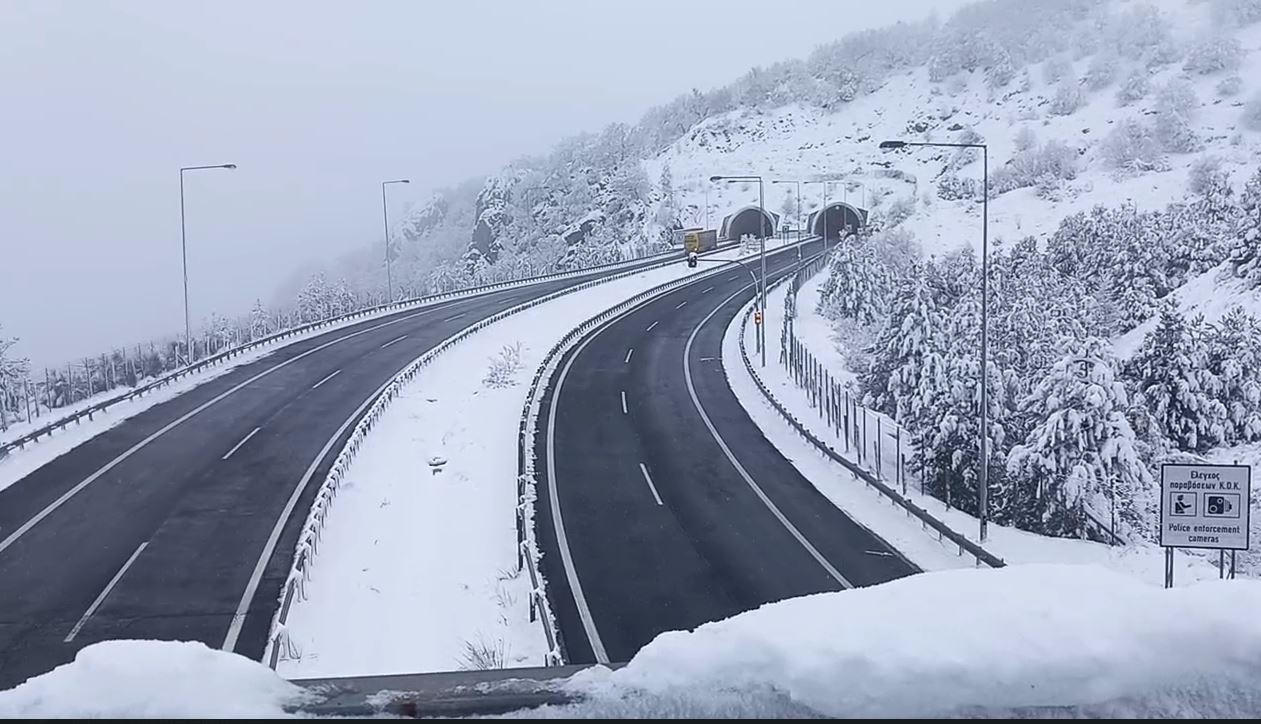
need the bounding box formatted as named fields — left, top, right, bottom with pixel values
left=843, top=392, right=850, bottom=452
left=876, top=416, right=882, bottom=480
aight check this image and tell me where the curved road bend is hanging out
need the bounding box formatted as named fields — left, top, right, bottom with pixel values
left=0, top=259, right=677, bottom=689
left=536, top=239, right=919, bottom=665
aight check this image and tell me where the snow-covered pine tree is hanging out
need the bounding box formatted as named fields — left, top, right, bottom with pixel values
left=1205, top=306, right=1261, bottom=443
left=859, top=262, right=937, bottom=417
left=1126, top=301, right=1226, bottom=452
left=297, top=272, right=332, bottom=322
left=1228, top=167, right=1261, bottom=286
left=249, top=299, right=272, bottom=340
left=1007, top=338, right=1156, bottom=539
left=816, top=238, right=887, bottom=326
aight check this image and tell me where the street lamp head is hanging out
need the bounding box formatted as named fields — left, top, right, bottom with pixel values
left=222, top=164, right=237, bottom=169
left=709, top=175, right=724, bottom=182
left=401, top=179, right=411, bottom=184
left=878, top=140, right=907, bottom=150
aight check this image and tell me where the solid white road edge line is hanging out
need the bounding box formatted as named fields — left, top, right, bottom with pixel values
left=64, top=541, right=149, bottom=642
left=683, top=285, right=855, bottom=589
left=548, top=336, right=613, bottom=665
left=638, top=463, right=664, bottom=506
left=222, top=367, right=397, bottom=652
left=0, top=306, right=438, bottom=556
left=222, top=427, right=262, bottom=461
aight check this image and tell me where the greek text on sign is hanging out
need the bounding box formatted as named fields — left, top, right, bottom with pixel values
left=1160, top=464, right=1251, bottom=550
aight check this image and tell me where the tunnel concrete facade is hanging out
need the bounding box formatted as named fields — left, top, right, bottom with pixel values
left=719, top=205, right=779, bottom=241
left=807, top=202, right=868, bottom=240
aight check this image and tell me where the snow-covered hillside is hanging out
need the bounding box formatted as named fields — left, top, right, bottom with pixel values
left=651, top=1, right=1261, bottom=261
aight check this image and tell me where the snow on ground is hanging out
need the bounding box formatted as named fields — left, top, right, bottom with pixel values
left=546, top=564, right=1261, bottom=718
left=730, top=273, right=1222, bottom=582
left=1114, top=263, right=1261, bottom=359
left=647, top=1, right=1261, bottom=262
left=277, top=244, right=779, bottom=680
left=0, top=259, right=712, bottom=496
left=0, top=640, right=306, bottom=718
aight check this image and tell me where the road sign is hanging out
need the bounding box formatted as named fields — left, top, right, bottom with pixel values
left=1160, top=464, right=1251, bottom=550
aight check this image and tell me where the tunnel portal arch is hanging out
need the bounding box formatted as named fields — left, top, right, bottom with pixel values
left=719, top=205, right=778, bottom=241
left=807, top=202, right=867, bottom=240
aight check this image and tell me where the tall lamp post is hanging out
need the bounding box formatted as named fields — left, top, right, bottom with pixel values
left=180, top=163, right=236, bottom=364
left=382, top=179, right=410, bottom=302
left=709, top=174, right=767, bottom=367
left=879, top=138, right=990, bottom=542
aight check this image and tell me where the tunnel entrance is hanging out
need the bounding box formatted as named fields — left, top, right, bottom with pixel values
left=720, top=206, right=778, bottom=240
left=807, top=202, right=867, bottom=240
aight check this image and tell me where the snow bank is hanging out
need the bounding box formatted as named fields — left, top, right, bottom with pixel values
left=732, top=268, right=1224, bottom=581
left=277, top=245, right=771, bottom=679
left=553, top=564, right=1261, bottom=718
left=0, top=640, right=305, bottom=718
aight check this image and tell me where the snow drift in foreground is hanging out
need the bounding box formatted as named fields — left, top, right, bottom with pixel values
left=6, top=565, right=1260, bottom=718
left=544, top=564, right=1261, bottom=719
left=0, top=640, right=306, bottom=718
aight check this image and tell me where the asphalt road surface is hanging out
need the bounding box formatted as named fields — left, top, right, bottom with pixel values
left=536, top=238, right=919, bottom=665
left=0, top=259, right=678, bottom=689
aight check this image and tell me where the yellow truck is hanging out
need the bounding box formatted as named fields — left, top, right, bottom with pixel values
left=682, top=229, right=718, bottom=254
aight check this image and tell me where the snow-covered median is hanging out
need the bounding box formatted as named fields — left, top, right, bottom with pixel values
left=277, top=246, right=767, bottom=679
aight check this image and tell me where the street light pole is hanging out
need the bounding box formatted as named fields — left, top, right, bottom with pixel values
left=710, top=174, right=767, bottom=366
left=179, top=163, right=236, bottom=364
left=879, top=138, right=990, bottom=542
left=382, top=179, right=410, bottom=303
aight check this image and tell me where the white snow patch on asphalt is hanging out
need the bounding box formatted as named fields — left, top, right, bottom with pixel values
left=278, top=246, right=772, bottom=679
left=0, top=640, right=306, bottom=718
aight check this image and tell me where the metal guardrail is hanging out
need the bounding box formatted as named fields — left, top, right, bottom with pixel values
left=264, top=243, right=743, bottom=670
left=515, top=242, right=807, bottom=665
left=741, top=261, right=1006, bottom=569
left=0, top=248, right=690, bottom=462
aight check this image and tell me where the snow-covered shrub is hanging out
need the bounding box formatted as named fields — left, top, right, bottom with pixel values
left=1154, top=79, right=1202, bottom=153
left=483, top=342, right=523, bottom=388
left=1111, top=3, right=1176, bottom=64
left=1102, top=119, right=1165, bottom=172
left=1115, top=68, right=1150, bottom=106
left=1211, top=0, right=1261, bottom=27
left=1188, top=155, right=1226, bottom=196
left=937, top=174, right=979, bottom=200
left=1048, top=80, right=1083, bottom=116
left=1183, top=35, right=1243, bottom=74
left=1244, top=92, right=1261, bottom=130
left=986, top=46, right=1016, bottom=89
left=1083, top=53, right=1118, bottom=89
left=1013, top=125, right=1037, bottom=152
left=1042, top=55, right=1070, bottom=85
left=991, top=140, right=1079, bottom=195
left=1217, top=75, right=1243, bottom=97
left=883, top=197, right=915, bottom=226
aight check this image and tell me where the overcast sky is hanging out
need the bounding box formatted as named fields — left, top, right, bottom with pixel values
left=0, top=0, right=963, bottom=368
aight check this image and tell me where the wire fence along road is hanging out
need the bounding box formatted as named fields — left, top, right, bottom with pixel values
left=0, top=247, right=701, bottom=463
left=775, top=257, right=1124, bottom=548
left=742, top=254, right=1005, bottom=568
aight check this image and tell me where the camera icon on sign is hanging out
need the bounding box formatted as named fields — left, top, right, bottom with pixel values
left=1205, top=493, right=1241, bottom=518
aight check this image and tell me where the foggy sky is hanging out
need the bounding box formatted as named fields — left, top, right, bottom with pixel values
left=0, top=0, right=965, bottom=368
